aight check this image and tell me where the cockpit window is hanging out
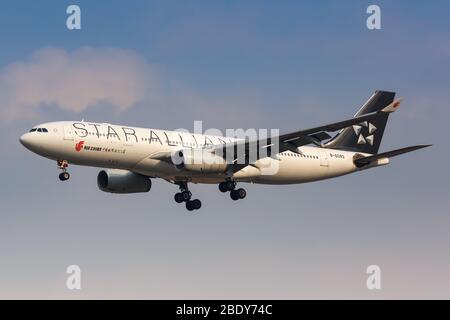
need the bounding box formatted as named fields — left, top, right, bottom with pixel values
left=30, top=127, right=49, bottom=133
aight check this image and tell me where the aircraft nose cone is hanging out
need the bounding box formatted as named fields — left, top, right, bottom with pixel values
left=19, top=133, right=33, bottom=149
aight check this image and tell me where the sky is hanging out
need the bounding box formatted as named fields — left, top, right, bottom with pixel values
left=0, top=0, right=449, bottom=299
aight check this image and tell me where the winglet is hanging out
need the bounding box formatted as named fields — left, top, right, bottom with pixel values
left=381, top=98, right=402, bottom=113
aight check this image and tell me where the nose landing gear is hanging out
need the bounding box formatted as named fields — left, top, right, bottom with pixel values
left=57, top=160, right=70, bottom=181
left=174, top=182, right=202, bottom=211
left=219, top=180, right=246, bottom=200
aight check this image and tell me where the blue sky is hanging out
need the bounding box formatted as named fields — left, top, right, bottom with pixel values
left=0, top=1, right=449, bottom=299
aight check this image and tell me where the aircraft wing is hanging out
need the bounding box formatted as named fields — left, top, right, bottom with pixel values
left=213, top=100, right=401, bottom=165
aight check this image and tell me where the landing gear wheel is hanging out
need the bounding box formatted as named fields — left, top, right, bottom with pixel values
left=174, top=193, right=184, bottom=203
left=192, top=199, right=201, bottom=210
left=219, top=182, right=228, bottom=193
left=57, top=160, right=70, bottom=181
left=186, top=201, right=194, bottom=211
left=236, top=188, right=246, bottom=199
left=226, top=180, right=236, bottom=191
left=175, top=182, right=200, bottom=211
left=186, top=199, right=201, bottom=211
left=59, top=172, right=70, bottom=181
left=230, top=190, right=240, bottom=200
left=230, top=188, right=246, bottom=200
left=181, top=190, right=192, bottom=202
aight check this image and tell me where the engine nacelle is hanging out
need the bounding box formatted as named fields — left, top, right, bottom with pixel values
left=175, top=149, right=228, bottom=173
left=97, top=169, right=151, bottom=194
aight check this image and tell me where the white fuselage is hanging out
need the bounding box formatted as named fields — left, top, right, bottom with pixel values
left=20, top=121, right=387, bottom=184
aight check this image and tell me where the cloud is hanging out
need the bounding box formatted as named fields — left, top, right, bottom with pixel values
left=0, top=46, right=305, bottom=133
left=0, top=46, right=267, bottom=129
left=0, top=47, right=152, bottom=121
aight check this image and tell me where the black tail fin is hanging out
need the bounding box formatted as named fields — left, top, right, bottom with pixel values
left=325, top=90, right=395, bottom=154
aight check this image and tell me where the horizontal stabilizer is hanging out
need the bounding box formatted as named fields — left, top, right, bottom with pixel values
left=354, top=144, right=431, bottom=166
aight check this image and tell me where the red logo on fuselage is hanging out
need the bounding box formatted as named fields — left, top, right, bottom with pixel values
left=75, top=141, right=85, bottom=152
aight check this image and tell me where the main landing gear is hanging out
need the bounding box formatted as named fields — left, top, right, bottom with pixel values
left=57, top=160, right=70, bottom=181
left=218, top=180, right=246, bottom=201
left=174, top=182, right=202, bottom=211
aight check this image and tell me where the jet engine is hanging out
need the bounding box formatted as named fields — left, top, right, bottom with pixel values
left=174, top=149, right=228, bottom=173
left=97, top=169, right=151, bottom=193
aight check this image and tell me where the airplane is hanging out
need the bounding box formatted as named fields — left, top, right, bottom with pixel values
left=19, top=90, right=430, bottom=211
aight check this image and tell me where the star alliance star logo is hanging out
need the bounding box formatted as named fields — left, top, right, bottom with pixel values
left=353, top=122, right=376, bottom=145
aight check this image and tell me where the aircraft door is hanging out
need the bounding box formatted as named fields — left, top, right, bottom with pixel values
left=319, top=149, right=329, bottom=167
left=63, top=124, right=74, bottom=141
